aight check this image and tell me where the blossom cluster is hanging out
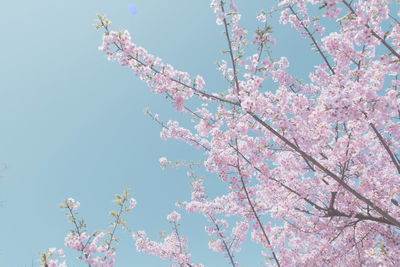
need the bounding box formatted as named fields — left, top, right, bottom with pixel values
left=87, top=0, right=400, bottom=265
left=42, top=190, right=136, bottom=267
left=40, top=248, right=66, bottom=267
left=64, top=231, right=115, bottom=267
left=132, top=211, right=204, bottom=267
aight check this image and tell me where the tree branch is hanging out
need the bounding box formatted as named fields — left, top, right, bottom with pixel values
left=249, top=112, right=400, bottom=228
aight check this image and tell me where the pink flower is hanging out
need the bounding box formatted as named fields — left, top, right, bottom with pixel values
left=159, top=157, right=167, bottom=165
left=66, top=198, right=80, bottom=210
left=57, top=249, right=65, bottom=258
left=95, top=2, right=400, bottom=265
left=256, top=14, right=266, bottom=23
left=129, top=198, right=137, bottom=209
left=167, top=211, right=181, bottom=222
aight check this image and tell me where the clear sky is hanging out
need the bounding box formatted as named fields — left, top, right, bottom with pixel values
left=0, top=0, right=319, bottom=266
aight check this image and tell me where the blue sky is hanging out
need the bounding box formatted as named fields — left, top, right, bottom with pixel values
left=0, top=0, right=319, bottom=266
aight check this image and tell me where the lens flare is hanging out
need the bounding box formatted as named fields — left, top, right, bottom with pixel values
left=128, top=4, right=138, bottom=15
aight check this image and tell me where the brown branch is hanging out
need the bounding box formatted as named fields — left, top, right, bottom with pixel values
left=342, top=0, right=400, bottom=60
left=221, top=1, right=241, bottom=96
left=369, top=123, right=400, bottom=176
left=288, top=5, right=335, bottom=74
left=328, top=192, right=337, bottom=210
left=238, top=174, right=281, bottom=266
left=249, top=112, right=400, bottom=228
left=228, top=143, right=326, bottom=212
left=209, top=215, right=237, bottom=267
left=145, top=109, right=210, bottom=151
left=65, top=204, right=93, bottom=267
left=126, top=53, right=239, bottom=106
left=325, top=208, right=394, bottom=226
left=103, top=196, right=129, bottom=262
left=103, top=31, right=238, bottom=106
left=293, top=138, right=316, bottom=172
left=233, top=140, right=281, bottom=266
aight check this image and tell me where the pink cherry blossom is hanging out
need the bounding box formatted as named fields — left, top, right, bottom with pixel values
left=159, top=156, right=167, bottom=166
left=166, top=211, right=181, bottom=222
left=129, top=198, right=137, bottom=209
left=45, top=1, right=400, bottom=266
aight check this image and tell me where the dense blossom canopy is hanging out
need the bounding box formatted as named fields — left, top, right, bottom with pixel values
left=43, top=0, right=400, bottom=266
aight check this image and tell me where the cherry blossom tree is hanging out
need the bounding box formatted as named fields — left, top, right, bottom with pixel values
left=43, top=0, right=400, bottom=266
